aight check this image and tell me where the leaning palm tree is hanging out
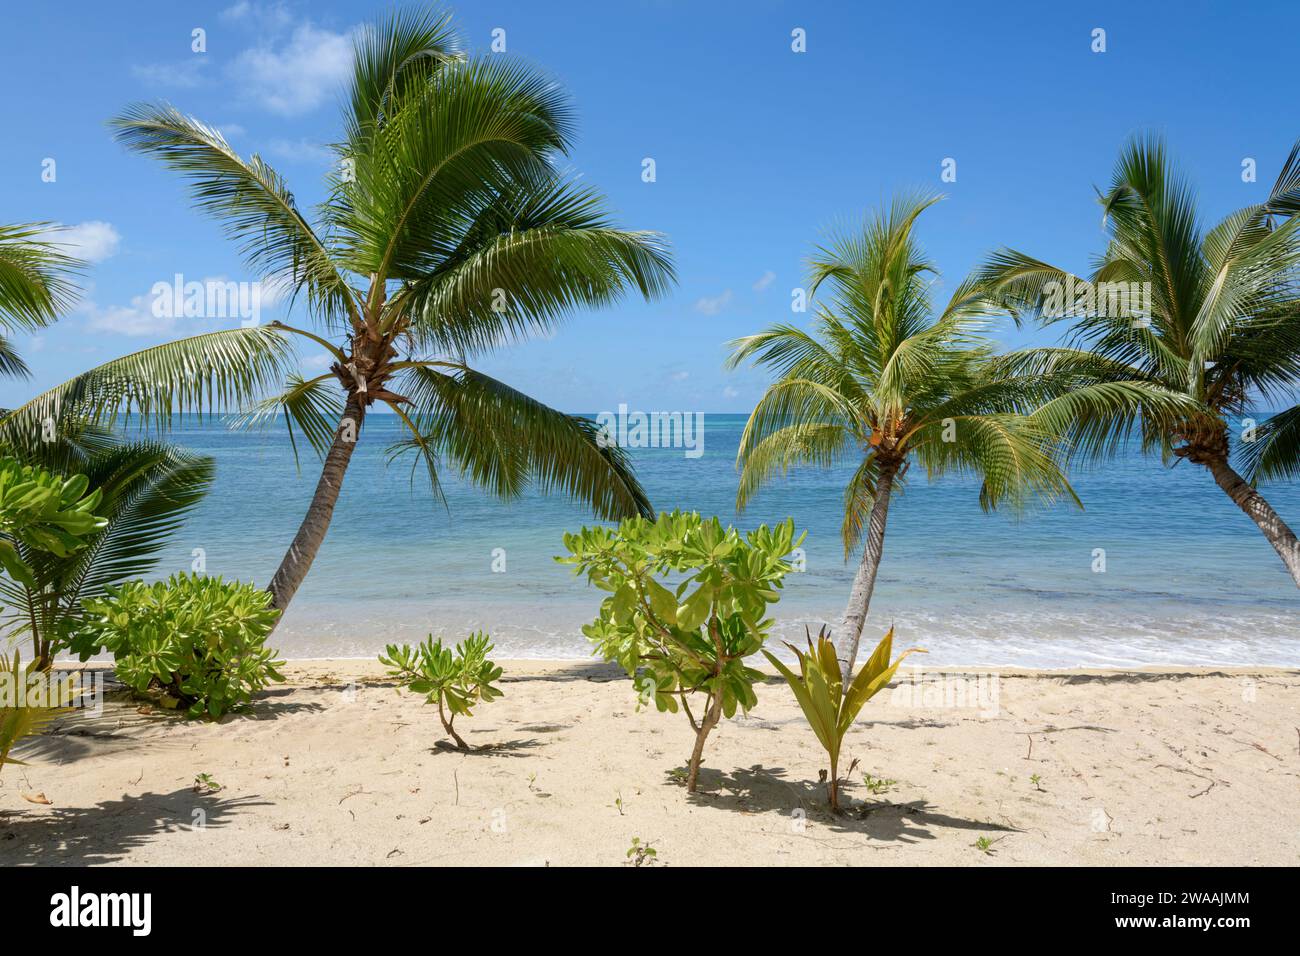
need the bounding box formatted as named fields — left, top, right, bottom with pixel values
left=729, top=193, right=1087, bottom=678
left=978, top=135, right=1300, bottom=586
left=0, top=222, right=81, bottom=378
left=0, top=7, right=674, bottom=613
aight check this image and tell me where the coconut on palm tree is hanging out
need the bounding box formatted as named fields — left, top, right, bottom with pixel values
left=978, top=135, right=1300, bottom=586
left=728, top=193, right=1086, bottom=677
left=0, top=7, right=675, bottom=614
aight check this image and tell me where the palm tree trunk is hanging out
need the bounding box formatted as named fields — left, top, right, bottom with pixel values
left=834, top=458, right=899, bottom=680
left=1204, top=456, right=1300, bottom=587
left=268, top=393, right=366, bottom=611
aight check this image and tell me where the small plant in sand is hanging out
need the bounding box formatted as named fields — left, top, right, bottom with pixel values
left=559, top=510, right=803, bottom=793
left=863, top=773, right=897, bottom=795
left=379, top=632, right=503, bottom=751
left=193, top=773, right=222, bottom=793
left=625, top=837, right=658, bottom=866
left=764, top=625, right=923, bottom=811
left=72, top=573, right=283, bottom=719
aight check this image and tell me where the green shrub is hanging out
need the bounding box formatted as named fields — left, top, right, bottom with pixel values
left=0, top=456, right=106, bottom=591
left=71, top=573, right=283, bottom=718
left=379, top=632, right=503, bottom=750
left=558, top=510, right=803, bottom=792
left=764, top=625, right=923, bottom=810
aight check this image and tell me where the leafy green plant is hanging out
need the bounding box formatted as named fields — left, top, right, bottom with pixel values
left=625, top=837, right=658, bottom=866
left=0, top=650, right=77, bottom=775
left=193, top=773, right=222, bottom=793
left=0, top=441, right=213, bottom=669
left=863, top=773, right=897, bottom=795
left=379, top=632, right=503, bottom=750
left=0, top=457, right=106, bottom=597
left=764, top=625, right=923, bottom=810
left=559, top=510, right=803, bottom=792
left=973, top=836, right=998, bottom=856
left=71, top=573, right=283, bottom=719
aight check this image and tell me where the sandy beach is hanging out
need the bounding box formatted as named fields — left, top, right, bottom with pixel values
left=2, top=659, right=1297, bottom=867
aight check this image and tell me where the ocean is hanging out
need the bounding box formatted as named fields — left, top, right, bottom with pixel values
left=148, top=413, right=1298, bottom=668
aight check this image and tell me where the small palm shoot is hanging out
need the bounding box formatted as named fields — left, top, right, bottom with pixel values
left=764, top=625, right=923, bottom=811
left=380, top=632, right=503, bottom=750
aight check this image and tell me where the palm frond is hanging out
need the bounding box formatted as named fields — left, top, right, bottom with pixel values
left=404, top=168, right=674, bottom=353
left=397, top=364, right=652, bottom=519
left=231, top=372, right=342, bottom=467
left=0, top=221, right=82, bottom=338
left=110, top=104, right=356, bottom=326
left=1239, top=404, right=1300, bottom=484
left=0, top=327, right=297, bottom=450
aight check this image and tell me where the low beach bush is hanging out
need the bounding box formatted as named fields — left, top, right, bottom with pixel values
left=559, top=510, right=803, bottom=792
left=764, top=625, right=923, bottom=810
left=379, top=632, right=503, bottom=750
left=71, top=573, right=283, bottom=719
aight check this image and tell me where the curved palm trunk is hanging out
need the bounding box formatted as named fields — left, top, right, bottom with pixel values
left=268, top=393, right=366, bottom=612
left=834, top=458, right=899, bottom=681
left=1205, top=457, right=1300, bottom=587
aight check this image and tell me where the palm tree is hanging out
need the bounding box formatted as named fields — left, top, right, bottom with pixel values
left=978, top=135, right=1300, bottom=586
left=0, top=8, right=674, bottom=614
left=0, top=222, right=80, bottom=377
left=728, top=193, right=1085, bottom=678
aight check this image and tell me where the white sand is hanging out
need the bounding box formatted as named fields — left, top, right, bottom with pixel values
left=2, top=659, right=1298, bottom=866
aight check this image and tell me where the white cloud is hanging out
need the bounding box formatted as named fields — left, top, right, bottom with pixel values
left=43, top=221, right=121, bottom=263
left=81, top=292, right=175, bottom=337
left=266, top=138, right=336, bottom=165
left=752, top=270, right=776, bottom=292
left=723, top=385, right=740, bottom=399
left=221, top=1, right=292, bottom=31
left=132, top=58, right=210, bottom=89
left=693, top=289, right=733, bottom=316
left=81, top=273, right=282, bottom=337
left=231, top=23, right=354, bottom=116
left=670, top=370, right=690, bottom=381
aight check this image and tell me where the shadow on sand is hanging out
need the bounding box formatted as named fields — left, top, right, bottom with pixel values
left=0, top=788, right=268, bottom=865
left=680, top=763, right=1020, bottom=841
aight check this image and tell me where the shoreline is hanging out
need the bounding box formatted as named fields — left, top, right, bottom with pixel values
left=5, top=659, right=1297, bottom=866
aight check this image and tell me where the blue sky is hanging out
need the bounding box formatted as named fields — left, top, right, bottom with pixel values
left=3, top=0, right=1297, bottom=412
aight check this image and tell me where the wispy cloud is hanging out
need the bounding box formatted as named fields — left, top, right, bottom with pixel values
left=266, top=138, right=336, bottom=165
left=81, top=291, right=175, bottom=337
left=230, top=23, right=354, bottom=116
left=42, top=221, right=121, bottom=263
left=693, top=289, right=733, bottom=316
left=131, top=58, right=210, bottom=89
left=752, top=270, right=776, bottom=292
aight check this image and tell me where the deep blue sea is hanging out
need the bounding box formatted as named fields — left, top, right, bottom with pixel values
left=144, top=413, right=1299, bottom=667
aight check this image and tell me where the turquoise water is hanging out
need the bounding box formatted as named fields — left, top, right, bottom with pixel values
left=146, top=413, right=1298, bottom=667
